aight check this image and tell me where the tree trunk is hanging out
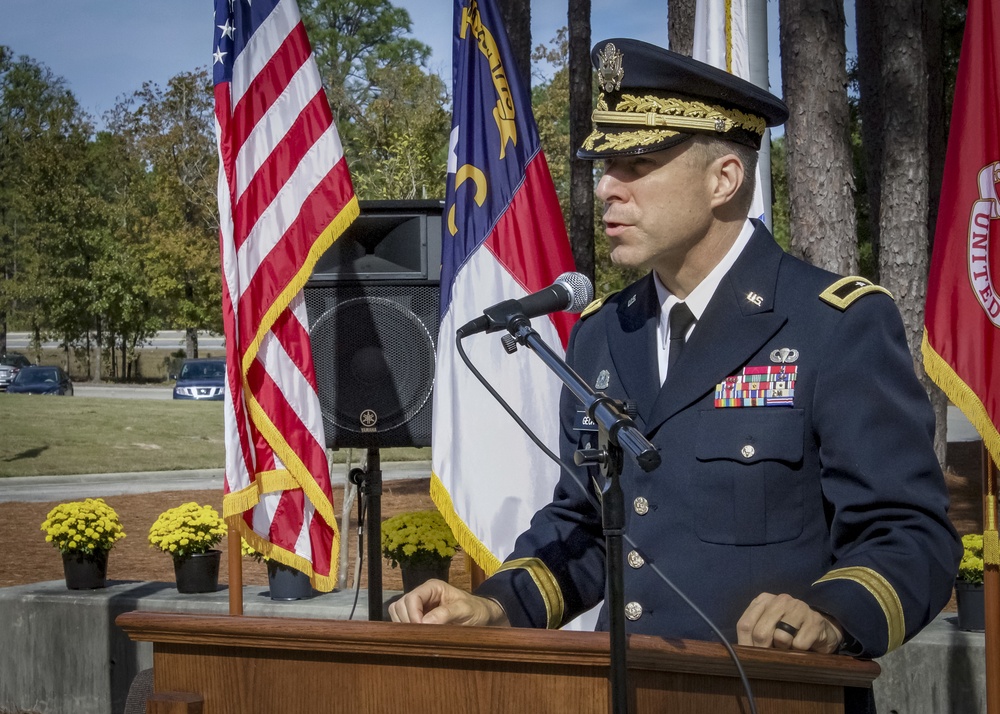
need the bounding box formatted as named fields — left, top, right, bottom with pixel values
left=875, top=1, right=939, bottom=465
left=923, top=0, right=948, bottom=465
left=669, top=0, right=698, bottom=56
left=855, top=1, right=884, bottom=281
left=498, top=0, right=531, bottom=89
left=569, top=0, right=594, bottom=282
left=779, top=0, right=857, bottom=274
left=93, top=318, right=103, bottom=384
left=186, top=327, right=199, bottom=360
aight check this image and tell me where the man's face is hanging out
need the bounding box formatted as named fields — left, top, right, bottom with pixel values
left=596, top=141, right=715, bottom=275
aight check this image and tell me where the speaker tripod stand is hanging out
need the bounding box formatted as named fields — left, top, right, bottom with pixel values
left=348, top=447, right=385, bottom=621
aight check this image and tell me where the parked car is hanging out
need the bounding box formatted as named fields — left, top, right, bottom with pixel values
left=7, top=365, right=74, bottom=396
left=0, top=352, right=32, bottom=391
left=172, top=358, right=226, bottom=401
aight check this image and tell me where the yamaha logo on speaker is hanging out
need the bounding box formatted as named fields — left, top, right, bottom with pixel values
left=360, top=409, right=378, bottom=432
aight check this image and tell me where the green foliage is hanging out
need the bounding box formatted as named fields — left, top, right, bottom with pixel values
left=532, top=29, right=572, bottom=223
left=530, top=30, right=642, bottom=296
left=300, top=0, right=448, bottom=199
left=769, top=137, right=790, bottom=252
left=0, top=51, right=95, bottom=348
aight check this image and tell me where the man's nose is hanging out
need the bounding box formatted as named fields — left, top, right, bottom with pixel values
left=595, top=172, right=620, bottom=203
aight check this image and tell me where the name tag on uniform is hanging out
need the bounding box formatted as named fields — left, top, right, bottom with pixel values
left=715, top=365, right=798, bottom=407
left=574, top=410, right=599, bottom=431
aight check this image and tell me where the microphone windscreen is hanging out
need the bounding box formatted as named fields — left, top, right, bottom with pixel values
left=555, top=272, right=594, bottom=313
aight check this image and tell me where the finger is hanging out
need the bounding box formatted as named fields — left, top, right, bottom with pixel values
left=771, top=620, right=798, bottom=650
left=397, top=581, right=447, bottom=624
left=736, top=592, right=775, bottom=646
left=748, top=593, right=800, bottom=647
left=389, top=594, right=421, bottom=623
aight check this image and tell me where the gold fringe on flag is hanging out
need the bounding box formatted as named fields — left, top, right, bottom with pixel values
left=430, top=471, right=503, bottom=577
left=921, top=329, right=1000, bottom=469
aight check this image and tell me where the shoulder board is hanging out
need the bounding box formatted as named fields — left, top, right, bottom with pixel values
left=581, top=293, right=616, bottom=319
left=819, top=276, right=893, bottom=311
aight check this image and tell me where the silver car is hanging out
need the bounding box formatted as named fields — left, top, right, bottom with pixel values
left=0, top=353, right=31, bottom=391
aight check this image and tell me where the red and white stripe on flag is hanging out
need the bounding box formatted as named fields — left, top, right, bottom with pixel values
left=213, top=0, right=358, bottom=591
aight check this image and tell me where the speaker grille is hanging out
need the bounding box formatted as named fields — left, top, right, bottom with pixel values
left=304, top=283, right=438, bottom=448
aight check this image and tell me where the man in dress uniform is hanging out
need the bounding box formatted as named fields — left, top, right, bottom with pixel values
left=390, top=37, right=961, bottom=689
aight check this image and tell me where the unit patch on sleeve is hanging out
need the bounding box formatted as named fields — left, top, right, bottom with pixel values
left=715, top=365, right=798, bottom=407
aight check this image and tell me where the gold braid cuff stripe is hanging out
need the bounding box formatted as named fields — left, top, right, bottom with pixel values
left=495, top=557, right=565, bottom=629
left=592, top=94, right=766, bottom=136
left=815, top=566, right=905, bottom=652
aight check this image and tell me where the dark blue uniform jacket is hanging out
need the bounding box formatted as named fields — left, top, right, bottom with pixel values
left=477, top=223, right=961, bottom=660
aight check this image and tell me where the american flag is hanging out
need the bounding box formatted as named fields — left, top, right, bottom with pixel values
left=213, top=0, right=358, bottom=590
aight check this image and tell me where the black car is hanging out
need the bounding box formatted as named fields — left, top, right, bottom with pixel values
left=0, top=352, right=32, bottom=391
left=172, top=358, right=226, bottom=401
left=7, top=365, right=74, bottom=395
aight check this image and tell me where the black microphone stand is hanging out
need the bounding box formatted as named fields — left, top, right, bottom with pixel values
left=349, top=448, right=384, bottom=621
left=501, top=315, right=661, bottom=714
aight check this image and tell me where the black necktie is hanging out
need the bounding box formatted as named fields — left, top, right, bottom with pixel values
left=667, top=302, right=695, bottom=372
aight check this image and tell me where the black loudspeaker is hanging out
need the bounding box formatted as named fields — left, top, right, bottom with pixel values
left=304, top=200, right=443, bottom=449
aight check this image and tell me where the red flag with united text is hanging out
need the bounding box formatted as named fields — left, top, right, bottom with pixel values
left=923, top=0, right=1000, bottom=467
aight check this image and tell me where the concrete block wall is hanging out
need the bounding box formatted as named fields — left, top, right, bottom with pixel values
left=0, top=581, right=988, bottom=714
left=0, top=580, right=385, bottom=714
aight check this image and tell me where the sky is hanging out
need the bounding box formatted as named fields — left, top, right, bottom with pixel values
left=0, top=0, right=803, bottom=125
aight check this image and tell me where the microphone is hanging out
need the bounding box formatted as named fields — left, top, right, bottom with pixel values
left=457, top=271, right=594, bottom=338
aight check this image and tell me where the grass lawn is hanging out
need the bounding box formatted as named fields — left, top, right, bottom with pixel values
left=0, top=395, right=428, bottom=477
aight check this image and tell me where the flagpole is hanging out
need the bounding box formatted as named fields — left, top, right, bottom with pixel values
left=228, top=525, right=244, bottom=615
left=746, top=0, right=773, bottom=229
left=984, top=444, right=999, bottom=713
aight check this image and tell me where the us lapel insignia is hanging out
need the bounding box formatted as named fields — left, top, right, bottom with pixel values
left=627, top=295, right=636, bottom=308
left=595, top=370, right=611, bottom=390
left=746, top=291, right=764, bottom=307
left=715, top=365, right=798, bottom=407
left=770, top=347, right=799, bottom=364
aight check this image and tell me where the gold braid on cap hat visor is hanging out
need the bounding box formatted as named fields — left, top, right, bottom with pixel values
left=592, top=94, right=766, bottom=136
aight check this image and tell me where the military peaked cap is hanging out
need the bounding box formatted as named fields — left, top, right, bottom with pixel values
left=578, top=38, right=789, bottom=159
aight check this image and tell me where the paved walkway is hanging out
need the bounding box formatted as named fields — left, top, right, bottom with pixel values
left=0, top=461, right=432, bottom=503
left=0, top=407, right=981, bottom=503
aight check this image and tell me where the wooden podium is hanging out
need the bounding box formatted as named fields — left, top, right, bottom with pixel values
left=116, top=611, right=879, bottom=714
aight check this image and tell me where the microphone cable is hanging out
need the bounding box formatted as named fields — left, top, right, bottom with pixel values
left=456, top=332, right=759, bottom=714
left=348, top=460, right=367, bottom=621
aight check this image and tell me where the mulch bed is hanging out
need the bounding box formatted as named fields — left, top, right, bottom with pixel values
left=0, top=440, right=988, bottom=604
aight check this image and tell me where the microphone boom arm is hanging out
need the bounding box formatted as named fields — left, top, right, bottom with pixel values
left=507, top=318, right=661, bottom=473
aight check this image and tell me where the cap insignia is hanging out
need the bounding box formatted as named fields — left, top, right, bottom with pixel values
left=597, top=43, right=624, bottom=92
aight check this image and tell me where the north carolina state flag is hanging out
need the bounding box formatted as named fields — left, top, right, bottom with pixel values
left=923, top=0, right=1000, bottom=467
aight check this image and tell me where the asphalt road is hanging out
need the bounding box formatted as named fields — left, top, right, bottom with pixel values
left=0, top=461, right=433, bottom=503
left=5, top=330, right=224, bottom=351
left=75, top=384, right=174, bottom=400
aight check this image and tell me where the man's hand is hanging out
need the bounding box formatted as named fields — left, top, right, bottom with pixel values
left=388, top=579, right=511, bottom=627
left=737, top=592, right=844, bottom=654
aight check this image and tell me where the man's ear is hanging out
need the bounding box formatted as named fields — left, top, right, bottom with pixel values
left=709, top=154, right=745, bottom=210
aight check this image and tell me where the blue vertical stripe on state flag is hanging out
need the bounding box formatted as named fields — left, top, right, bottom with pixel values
left=441, top=0, right=547, bottom=314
